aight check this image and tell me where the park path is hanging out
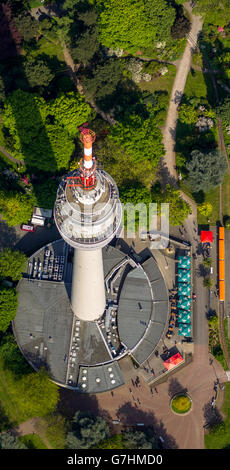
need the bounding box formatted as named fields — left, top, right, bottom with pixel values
left=161, top=2, right=203, bottom=185
left=9, top=417, right=53, bottom=449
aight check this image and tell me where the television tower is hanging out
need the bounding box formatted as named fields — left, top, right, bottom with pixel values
left=54, top=129, right=122, bottom=321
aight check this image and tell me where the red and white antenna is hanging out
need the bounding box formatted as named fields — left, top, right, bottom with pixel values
left=80, top=129, right=96, bottom=170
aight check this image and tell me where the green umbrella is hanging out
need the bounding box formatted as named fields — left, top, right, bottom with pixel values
left=178, top=323, right=192, bottom=337
left=178, top=270, right=191, bottom=283
left=177, top=298, right=191, bottom=310
left=178, top=284, right=191, bottom=296
left=178, top=312, right=191, bottom=323
left=178, top=256, right=191, bottom=269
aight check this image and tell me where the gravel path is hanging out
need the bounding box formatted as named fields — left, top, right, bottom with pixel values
left=161, top=3, right=203, bottom=185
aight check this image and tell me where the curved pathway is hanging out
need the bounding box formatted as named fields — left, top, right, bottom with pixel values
left=161, top=2, right=203, bottom=184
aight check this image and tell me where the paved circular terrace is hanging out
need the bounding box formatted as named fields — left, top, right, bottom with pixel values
left=13, top=240, right=169, bottom=393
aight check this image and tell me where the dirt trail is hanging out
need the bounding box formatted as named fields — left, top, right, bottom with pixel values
left=161, top=3, right=203, bottom=185
left=10, top=417, right=53, bottom=449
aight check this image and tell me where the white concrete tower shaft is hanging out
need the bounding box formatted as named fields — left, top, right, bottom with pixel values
left=71, top=249, right=105, bottom=321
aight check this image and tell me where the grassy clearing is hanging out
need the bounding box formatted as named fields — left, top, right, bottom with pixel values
left=31, top=37, right=65, bottom=63
left=205, top=383, right=230, bottom=449
left=139, top=64, right=177, bottom=96
left=197, top=186, right=220, bottom=225
left=29, top=0, right=43, bottom=8
left=184, top=69, right=208, bottom=99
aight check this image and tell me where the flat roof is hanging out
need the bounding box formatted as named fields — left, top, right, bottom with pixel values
left=14, top=240, right=169, bottom=391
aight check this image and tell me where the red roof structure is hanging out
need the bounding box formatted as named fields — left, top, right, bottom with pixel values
left=163, top=352, right=183, bottom=370
left=201, top=230, right=213, bottom=243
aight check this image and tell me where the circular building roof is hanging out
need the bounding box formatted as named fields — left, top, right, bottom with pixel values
left=13, top=240, right=169, bottom=393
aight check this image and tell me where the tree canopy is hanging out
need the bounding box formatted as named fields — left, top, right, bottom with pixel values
left=0, top=334, right=31, bottom=376
left=83, top=58, right=122, bottom=109
left=187, top=149, right=228, bottom=192
left=66, top=411, right=110, bottom=449
left=24, top=58, right=55, bottom=89
left=109, top=111, right=164, bottom=166
left=0, top=190, right=34, bottom=226
left=2, top=90, right=77, bottom=171
left=96, top=0, right=176, bottom=52
left=0, top=286, right=17, bottom=333
left=152, top=183, right=191, bottom=226
left=13, top=14, right=39, bottom=42
left=193, top=0, right=230, bottom=27
left=50, top=92, right=93, bottom=137
left=0, top=248, right=27, bottom=281
left=0, top=432, right=27, bottom=449
left=122, top=430, right=158, bottom=449
left=11, top=368, right=59, bottom=418
left=216, top=97, right=230, bottom=127
left=96, top=138, right=156, bottom=188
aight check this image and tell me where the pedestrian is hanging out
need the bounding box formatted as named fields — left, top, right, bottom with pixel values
left=154, top=387, right=158, bottom=393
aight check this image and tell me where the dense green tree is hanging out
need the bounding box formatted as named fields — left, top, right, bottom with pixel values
left=0, top=334, right=31, bottom=375
left=71, top=26, right=99, bottom=65
left=171, top=15, right=191, bottom=39
left=83, top=58, right=122, bottom=108
left=50, top=92, right=93, bottom=137
left=96, top=0, right=176, bottom=52
left=96, top=138, right=156, bottom=188
left=13, top=14, right=39, bottom=42
left=12, top=368, right=59, bottom=418
left=193, top=0, right=230, bottom=27
left=178, top=103, right=199, bottom=125
left=98, top=434, right=124, bottom=449
left=62, top=0, right=82, bottom=13
left=33, top=179, right=58, bottom=210
left=109, top=112, right=164, bottom=166
left=66, top=411, right=110, bottom=449
left=3, top=90, right=75, bottom=171
left=122, top=430, right=157, bottom=449
left=0, top=77, right=6, bottom=106
left=119, top=184, right=152, bottom=205
left=0, top=432, right=27, bottom=449
left=216, top=97, right=230, bottom=127
left=0, top=190, right=34, bottom=227
left=0, top=248, right=27, bottom=281
left=24, top=58, right=54, bottom=88
left=0, top=286, right=17, bottom=333
left=187, top=149, right=227, bottom=192
left=152, top=184, right=191, bottom=226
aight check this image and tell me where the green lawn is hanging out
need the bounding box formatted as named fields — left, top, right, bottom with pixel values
left=19, top=433, right=48, bottom=449
left=180, top=181, right=220, bottom=226
left=139, top=64, right=177, bottom=96
left=197, top=185, right=220, bottom=225
left=205, top=383, right=230, bottom=449
left=184, top=69, right=208, bottom=99
left=29, top=0, right=44, bottom=8
left=32, top=37, right=65, bottom=63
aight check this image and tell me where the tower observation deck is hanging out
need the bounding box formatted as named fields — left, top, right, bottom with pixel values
left=54, top=129, right=122, bottom=321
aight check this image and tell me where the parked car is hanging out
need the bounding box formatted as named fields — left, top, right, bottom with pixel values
left=21, top=224, right=35, bottom=232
